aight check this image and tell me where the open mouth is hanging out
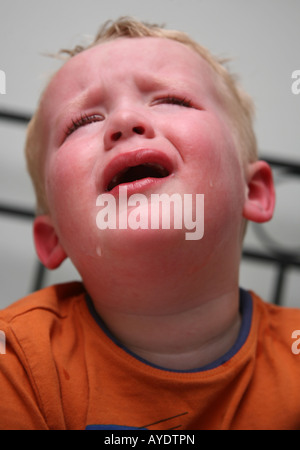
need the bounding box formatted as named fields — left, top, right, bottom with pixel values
left=106, top=162, right=170, bottom=192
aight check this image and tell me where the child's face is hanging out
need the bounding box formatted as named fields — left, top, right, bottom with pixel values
left=37, top=37, right=248, bottom=274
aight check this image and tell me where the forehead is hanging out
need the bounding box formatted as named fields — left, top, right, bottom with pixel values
left=41, top=37, right=219, bottom=111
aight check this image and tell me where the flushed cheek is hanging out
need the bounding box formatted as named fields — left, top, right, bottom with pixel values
left=177, top=138, right=229, bottom=194
left=178, top=118, right=246, bottom=235
left=45, top=154, right=98, bottom=243
left=204, top=163, right=246, bottom=246
left=192, top=117, right=243, bottom=189
left=168, top=113, right=226, bottom=170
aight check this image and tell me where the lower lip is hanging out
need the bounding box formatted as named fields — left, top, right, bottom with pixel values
left=108, top=176, right=170, bottom=196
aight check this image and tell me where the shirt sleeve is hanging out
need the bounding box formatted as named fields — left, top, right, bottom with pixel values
left=0, top=320, right=49, bottom=430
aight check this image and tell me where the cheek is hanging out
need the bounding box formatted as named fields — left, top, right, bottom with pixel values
left=46, top=154, right=79, bottom=213
left=166, top=113, right=224, bottom=167
left=45, top=148, right=98, bottom=240
left=170, top=113, right=242, bottom=188
left=171, top=114, right=246, bottom=233
left=204, top=158, right=246, bottom=243
left=47, top=142, right=95, bottom=201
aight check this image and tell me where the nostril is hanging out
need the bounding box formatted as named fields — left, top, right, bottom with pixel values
left=133, top=126, right=145, bottom=135
left=112, top=131, right=122, bottom=141
left=110, top=126, right=145, bottom=143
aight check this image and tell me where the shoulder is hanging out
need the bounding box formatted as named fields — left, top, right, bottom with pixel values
left=0, top=281, right=86, bottom=324
left=250, top=291, right=300, bottom=363
left=0, top=282, right=88, bottom=429
left=0, top=280, right=88, bottom=377
left=0, top=281, right=87, bottom=349
left=250, top=291, right=300, bottom=333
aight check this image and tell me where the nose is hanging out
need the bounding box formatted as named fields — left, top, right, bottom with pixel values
left=103, top=109, right=155, bottom=151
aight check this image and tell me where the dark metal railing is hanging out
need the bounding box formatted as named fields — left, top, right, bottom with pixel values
left=0, top=108, right=299, bottom=304
left=0, top=109, right=32, bottom=124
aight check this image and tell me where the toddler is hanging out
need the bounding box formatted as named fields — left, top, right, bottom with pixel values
left=0, top=17, right=299, bottom=430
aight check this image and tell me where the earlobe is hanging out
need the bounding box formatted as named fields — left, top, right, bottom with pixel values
left=33, top=215, right=67, bottom=269
left=243, top=160, right=276, bottom=223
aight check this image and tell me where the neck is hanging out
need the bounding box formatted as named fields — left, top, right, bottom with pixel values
left=93, top=287, right=241, bottom=371
left=83, top=232, right=243, bottom=371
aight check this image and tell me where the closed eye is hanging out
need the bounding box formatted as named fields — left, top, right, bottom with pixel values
left=154, top=96, right=192, bottom=108
left=65, top=113, right=104, bottom=138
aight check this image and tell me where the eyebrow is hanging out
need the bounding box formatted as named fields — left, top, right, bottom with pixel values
left=53, top=73, right=196, bottom=129
left=135, top=74, right=193, bottom=92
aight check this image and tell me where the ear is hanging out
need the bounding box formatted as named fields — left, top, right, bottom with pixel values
left=33, top=215, right=67, bottom=269
left=243, top=160, right=276, bottom=223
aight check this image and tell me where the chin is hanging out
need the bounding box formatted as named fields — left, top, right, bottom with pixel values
left=99, top=226, right=188, bottom=254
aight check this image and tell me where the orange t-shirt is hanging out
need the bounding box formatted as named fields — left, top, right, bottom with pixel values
left=0, top=281, right=300, bottom=430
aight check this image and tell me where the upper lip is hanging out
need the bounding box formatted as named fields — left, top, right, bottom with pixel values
left=102, top=149, right=174, bottom=192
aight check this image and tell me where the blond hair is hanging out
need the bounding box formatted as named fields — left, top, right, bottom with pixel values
left=25, top=16, right=257, bottom=215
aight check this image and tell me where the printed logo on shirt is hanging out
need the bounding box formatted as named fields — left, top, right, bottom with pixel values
left=86, top=411, right=189, bottom=432
left=0, top=330, right=6, bottom=354
left=86, top=424, right=146, bottom=430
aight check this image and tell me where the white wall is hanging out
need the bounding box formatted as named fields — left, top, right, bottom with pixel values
left=0, top=0, right=299, bottom=308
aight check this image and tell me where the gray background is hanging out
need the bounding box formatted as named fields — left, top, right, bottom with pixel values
left=0, top=0, right=299, bottom=308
